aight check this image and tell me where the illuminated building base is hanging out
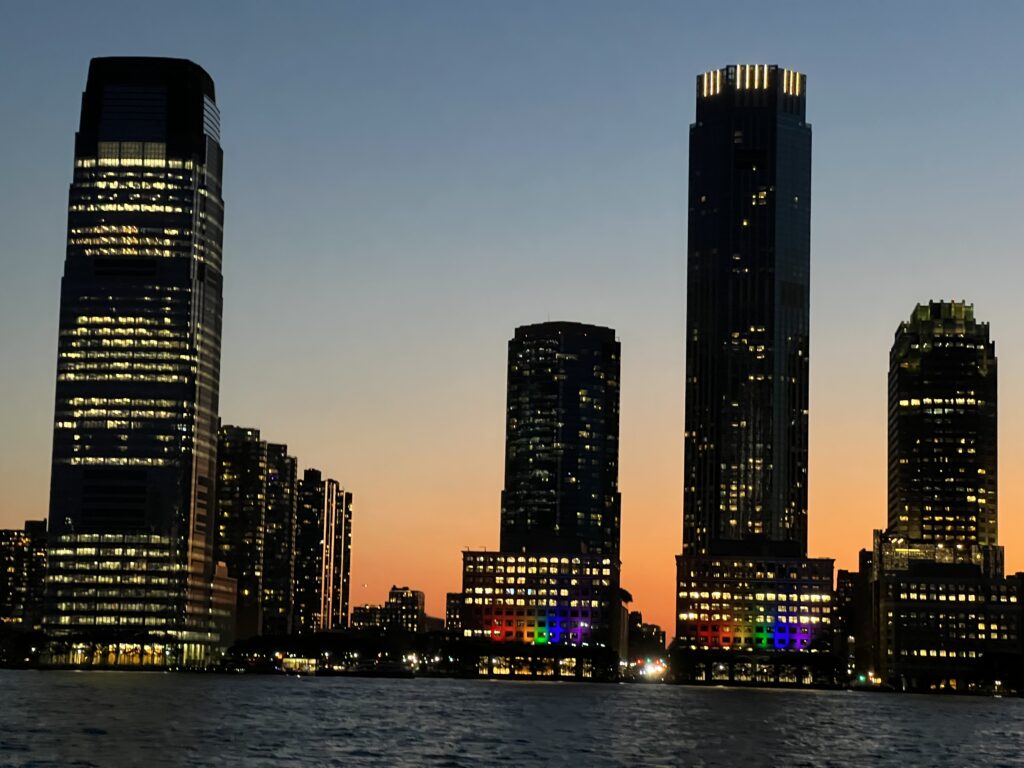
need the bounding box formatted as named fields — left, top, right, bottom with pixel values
left=672, top=554, right=836, bottom=685
left=449, top=551, right=622, bottom=655
left=42, top=534, right=236, bottom=669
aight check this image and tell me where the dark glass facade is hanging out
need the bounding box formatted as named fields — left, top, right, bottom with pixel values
left=45, top=58, right=226, bottom=666
left=683, top=65, right=811, bottom=557
left=500, top=322, right=621, bottom=559
left=888, top=301, right=998, bottom=555
left=215, top=426, right=267, bottom=639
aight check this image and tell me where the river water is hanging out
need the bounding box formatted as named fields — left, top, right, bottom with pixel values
left=1, top=672, right=1022, bottom=766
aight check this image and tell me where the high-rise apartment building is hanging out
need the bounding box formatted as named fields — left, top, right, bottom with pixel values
left=888, top=301, right=998, bottom=559
left=683, top=64, right=811, bottom=557
left=293, top=469, right=352, bottom=633
left=1, top=522, right=47, bottom=627
left=215, top=426, right=268, bottom=639
left=675, top=67, right=833, bottom=685
left=263, top=444, right=297, bottom=636
left=500, top=322, right=621, bottom=558
left=45, top=58, right=227, bottom=667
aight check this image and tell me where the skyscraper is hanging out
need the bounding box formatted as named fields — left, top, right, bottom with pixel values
left=675, top=67, right=834, bottom=684
left=215, top=426, right=268, bottom=639
left=847, top=302, right=1013, bottom=690
left=45, top=58, right=227, bottom=667
left=451, top=322, right=623, bottom=668
left=683, top=64, right=811, bottom=557
left=500, top=322, right=621, bottom=558
left=888, top=301, right=998, bottom=559
left=263, top=443, right=298, bottom=636
left=293, top=469, right=352, bottom=633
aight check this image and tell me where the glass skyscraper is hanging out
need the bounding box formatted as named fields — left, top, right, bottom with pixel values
left=675, top=67, right=834, bottom=684
left=45, top=58, right=226, bottom=667
left=500, top=322, right=621, bottom=559
left=683, top=65, right=811, bottom=558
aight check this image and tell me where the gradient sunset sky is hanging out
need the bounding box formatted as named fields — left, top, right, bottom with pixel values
left=2, top=1, right=1024, bottom=632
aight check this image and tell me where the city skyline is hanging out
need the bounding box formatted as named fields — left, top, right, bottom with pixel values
left=4, top=3, right=1024, bottom=633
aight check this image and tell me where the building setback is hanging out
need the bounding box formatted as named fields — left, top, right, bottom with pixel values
left=675, top=66, right=833, bottom=685
left=45, top=58, right=229, bottom=667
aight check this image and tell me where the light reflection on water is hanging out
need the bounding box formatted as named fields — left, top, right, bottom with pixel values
left=2, top=672, right=1022, bottom=767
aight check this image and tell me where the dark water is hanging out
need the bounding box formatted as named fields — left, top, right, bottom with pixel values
left=2, top=672, right=1023, bottom=767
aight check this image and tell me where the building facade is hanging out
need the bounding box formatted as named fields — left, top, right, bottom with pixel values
left=1, top=523, right=47, bottom=627
left=500, top=322, right=621, bottom=559
left=846, top=304, right=1020, bottom=691
left=452, top=322, right=624, bottom=663
left=888, top=301, right=998, bottom=566
left=455, top=552, right=618, bottom=646
left=263, top=444, right=297, bottom=636
left=215, top=425, right=267, bottom=639
left=683, top=65, right=811, bottom=557
left=45, top=58, right=227, bottom=667
left=675, top=66, right=832, bottom=683
left=293, top=469, right=352, bottom=633
left=351, top=586, right=426, bottom=633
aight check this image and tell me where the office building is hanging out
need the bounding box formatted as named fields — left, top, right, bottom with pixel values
left=844, top=302, right=1023, bottom=690
left=888, top=301, right=998, bottom=567
left=500, top=322, right=621, bottom=559
left=683, top=64, right=811, bottom=557
left=453, top=322, right=624, bottom=664
left=456, top=552, right=617, bottom=646
left=674, top=66, right=833, bottom=683
left=45, top=58, right=227, bottom=667
left=1, top=522, right=47, bottom=627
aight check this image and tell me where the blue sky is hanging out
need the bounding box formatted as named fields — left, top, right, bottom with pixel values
left=2, top=1, right=1023, bottom=627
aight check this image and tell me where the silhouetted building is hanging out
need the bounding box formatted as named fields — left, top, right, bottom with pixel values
left=45, top=58, right=227, bottom=667
left=263, top=444, right=297, bottom=636
left=216, top=425, right=267, bottom=638
left=674, top=67, right=833, bottom=684
left=350, top=604, right=384, bottom=631
left=627, top=611, right=667, bottom=661
left=385, top=586, right=425, bottom=634
left=351, top=586, right=427, bottom=634
left=1, top=522, right=47, bottom=627
left=293, top=469, right=352, bottom=633
left=888, top=301, right=999, bottom=569
left=445, top=592, right=463, bottom=633
left=501, top=322, right=621, bottom=559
